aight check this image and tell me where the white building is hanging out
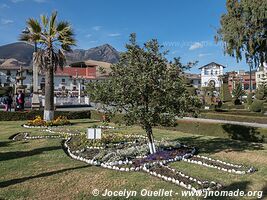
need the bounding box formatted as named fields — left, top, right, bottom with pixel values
left=199, top=62, right=225, bottom=88
left=255, top=62, right=267, bottom=88
left=0, top=58, right=111, bottom=96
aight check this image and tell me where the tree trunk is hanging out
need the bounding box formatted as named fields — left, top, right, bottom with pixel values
left=249, top=65, right=252, bottom=93
left=146, top=125, right=156, bottom=154
left=44, top=66, right=54, bottom=121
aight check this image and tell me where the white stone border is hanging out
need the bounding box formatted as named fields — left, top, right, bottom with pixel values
left=143, top=163, right=222, bottom=192
left=23, top=124, right=71, bottom=129
left=182, top=156, right=256, bottom=174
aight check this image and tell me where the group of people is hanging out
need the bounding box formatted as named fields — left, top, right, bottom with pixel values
left=2, top=91, right=25, bottom=112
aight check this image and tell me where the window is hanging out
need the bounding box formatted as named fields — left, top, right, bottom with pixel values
left=6, top=70, right=11, bottom=76
left=41, top=78, right=45, bottom=83
left=62, top=78, right=65, bottom=83
left=204, top=70, right=208, bottom=75
left=215, top=70, right=218, bottom=75
left=72, top=87, right=76, bottom=91
left=73, top=79, right=77, bottom=85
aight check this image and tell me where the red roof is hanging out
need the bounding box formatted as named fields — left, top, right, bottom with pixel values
left=55, top=66, right=96, bottom=79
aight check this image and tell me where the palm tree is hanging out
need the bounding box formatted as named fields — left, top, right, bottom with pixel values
left=20, top=11, right=76, bottom=121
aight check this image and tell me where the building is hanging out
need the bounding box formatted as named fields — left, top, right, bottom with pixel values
left=226, top=70, right=256, bottom=93
left=184, top=73, right=201, bottom=88
left=199, top=62, right=225, bottom=89
left=256, top=62, right=267, bottom=88
left=0, top=58, right=111, bottom=96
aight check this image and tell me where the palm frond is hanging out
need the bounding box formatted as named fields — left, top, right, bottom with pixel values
left=27, top=18, right=41, bottom=33
left=40, top=15, right=48, bottom=29
left=49, top=11, right=57, bottom=36
left=19, top=33, right=32, bottom=42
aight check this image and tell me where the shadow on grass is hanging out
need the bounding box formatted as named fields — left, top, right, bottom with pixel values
left=172, top=136, right=264, bottom=154
left=222, top=124, right=265, bottom=143
left=0, top=141, right=13, bottom=147
left=0, top=165, right=89, bottom=188
left=0, top=146, right=62, bottom=162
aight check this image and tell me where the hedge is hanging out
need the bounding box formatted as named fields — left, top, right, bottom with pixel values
left=159, top=120, right=267, bottom=143
left=0, top=110, right=91, bottom=121
left=200, top=112, right=267, bottom=124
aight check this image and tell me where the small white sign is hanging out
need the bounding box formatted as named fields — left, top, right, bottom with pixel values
left=204, top=106, right=210, bottom=110
left=87, top=128, right=101, bottom=139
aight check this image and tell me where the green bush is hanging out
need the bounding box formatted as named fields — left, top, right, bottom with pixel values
left=90, top=110, right=124, bottom=124
left=0, top=110, right=91, bottom=121
left=247, top=93, right=253, bottom=105
left=249, top=100, right=264, bottom=112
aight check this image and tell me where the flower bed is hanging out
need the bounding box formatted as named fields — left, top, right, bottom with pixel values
left=183, top=155, right=257, bottom=174
left=24, top=116, right=71, bottom=128
left=132, top=147, right=195, bottom=167
left=145, top=164, right=222, bottom=191
left=9, top=126, right=257, bottom=192
left=11, top=132, right=62, bottom=141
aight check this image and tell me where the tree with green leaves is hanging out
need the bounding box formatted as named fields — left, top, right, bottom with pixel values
left=89, top=34, right=200, bottom=154
left=255, top=84, right=267, bottom=100
left=20, top=11, right=76, bottom=121
left=232, top=82, right=245, bottom=105
left=216, top=0, right=267, bottom=92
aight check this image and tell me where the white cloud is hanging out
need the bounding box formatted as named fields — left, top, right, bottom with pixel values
left=10, top=0, right=24, bottom=3
left=1, top=19, right=14, bottom=25
left=92, top=26, right=102, bottom=31
left=198, top=53, right=212, bottom=57
left=189, top=42, right=203, bottom=50
left=108, top=33, right=121, bottom=37
left=85, top=34, right=92, bottom=38
left=0, top=4, right=10, bottom=8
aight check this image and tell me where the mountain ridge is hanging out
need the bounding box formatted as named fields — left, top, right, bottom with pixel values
left=0, top=42, right=120, bottom=66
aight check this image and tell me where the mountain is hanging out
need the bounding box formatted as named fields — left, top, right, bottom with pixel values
left=0, top=42, right=34, bottom=66
left=65, top=44, right=120, bottom=64
left=0, top=42, right=120, bottom=66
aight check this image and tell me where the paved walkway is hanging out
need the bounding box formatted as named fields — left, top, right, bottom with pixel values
left=178, top=117, right=267, bottom=129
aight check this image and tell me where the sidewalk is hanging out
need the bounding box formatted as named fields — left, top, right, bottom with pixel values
left=178, top=117, right=267, bottom=129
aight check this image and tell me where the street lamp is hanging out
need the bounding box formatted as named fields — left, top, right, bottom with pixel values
left=22, top=27, right=40, bottom=109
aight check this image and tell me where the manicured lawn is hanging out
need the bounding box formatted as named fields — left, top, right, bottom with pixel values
left=200, top=111, right=267, bottom=124
left=0, top=119, right=266, bottom=200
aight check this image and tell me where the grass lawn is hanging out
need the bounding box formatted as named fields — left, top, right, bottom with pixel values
left=200, top=111, right=267, bottom=124
left=0, top=119, right=266, bottom=200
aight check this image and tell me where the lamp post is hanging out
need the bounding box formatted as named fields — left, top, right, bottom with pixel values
left=75, top=70, right=83, bottom=104
left=22, top=27, right=40, bottom=109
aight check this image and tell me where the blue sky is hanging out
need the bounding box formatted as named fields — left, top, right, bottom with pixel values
left=0, top=0, right=249, bottom=73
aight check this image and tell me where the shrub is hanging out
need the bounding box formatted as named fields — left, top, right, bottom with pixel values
left=255, top=84, right=267, bottom=100
left=26, top=115, right=71, bottom=126
left=247, top=93, right=253, bottom=106
left=0, top=110, right=91, bottom=121
left=249, top=100, right=264, bottom=112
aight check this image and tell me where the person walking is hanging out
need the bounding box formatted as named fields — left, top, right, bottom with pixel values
left=2, top=94, right=8, bottom=111
left=17, top=91, right=25, bottom=111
